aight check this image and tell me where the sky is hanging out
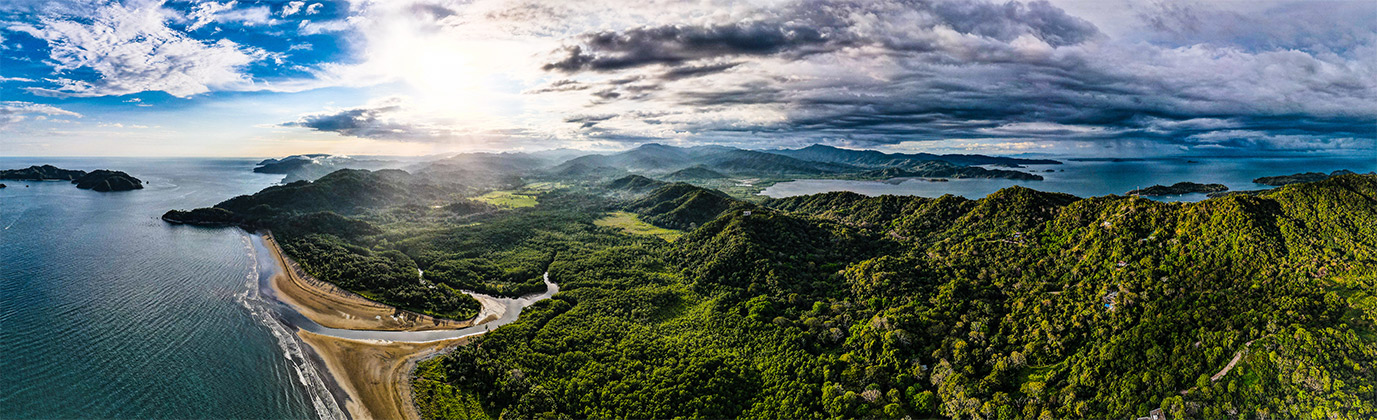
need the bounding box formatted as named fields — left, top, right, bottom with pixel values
left=0, top=0, right=1373, bottom=157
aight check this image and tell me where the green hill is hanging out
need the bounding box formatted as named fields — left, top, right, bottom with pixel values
left=628, top=183, right=744, bottom=230
left=665, top=165, right=729, bottom=181
left=605, top=174, right=668, bottom=192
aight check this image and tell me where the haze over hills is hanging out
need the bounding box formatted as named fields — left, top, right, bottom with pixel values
left=255, top=144, right=1057, bottom=186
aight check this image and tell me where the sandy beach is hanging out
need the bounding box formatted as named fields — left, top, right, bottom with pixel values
left=263, top=232, right=472, bottom=331
left=298, top=331, right=471, bottom=420
left=262, top=233, right=477, bottom=420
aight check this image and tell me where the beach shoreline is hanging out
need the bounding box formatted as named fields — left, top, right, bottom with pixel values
left=260, top=232, right=475, bottom=420
left=297, top=331, right=472, bottom=420
left=262, top=232, right=473, bottom=332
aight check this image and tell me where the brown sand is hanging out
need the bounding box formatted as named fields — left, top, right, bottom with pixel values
left=298, top=331, right=472, bottom=420
left=261, top=232, right=484, bottom=420
left=263, top=233, right=471, bottom=331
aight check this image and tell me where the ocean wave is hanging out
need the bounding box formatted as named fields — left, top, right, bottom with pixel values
left=237, top=234, right=346, bottom=420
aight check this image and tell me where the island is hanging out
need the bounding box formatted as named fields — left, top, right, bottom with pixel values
left=1253, top=169, right=1356, bottom=186
left=1, top=165, right=144, bottom=192
left=73, top=170, right=144, bottom=192
left=856, top=161, right=1043, bottom=181
left=1127, top=181, right=1227, bottom=196
left=0, top=164, right=86, bottom=181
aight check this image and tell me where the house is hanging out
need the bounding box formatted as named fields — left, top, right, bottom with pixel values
left=742, top=210, right=752, bottom=216
left=1135, top=408, right=1168, bottom=420
left=1103, top=291, right=1119, bottom=310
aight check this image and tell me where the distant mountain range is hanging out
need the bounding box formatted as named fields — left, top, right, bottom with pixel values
left=253, top=154, right=410, bottom=183
left=548, top=143, right=1057, bottom=180
left=769, top=144, right=1061, bottom=167
left=255, top=143, right=1060, bottom=184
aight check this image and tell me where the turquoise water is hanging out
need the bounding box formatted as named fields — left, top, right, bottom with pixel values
left=761, top=155, right=1377, bottom=201
left=0, top=158, right=325, bottom=419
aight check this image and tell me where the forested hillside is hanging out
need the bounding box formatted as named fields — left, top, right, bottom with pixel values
left=164, top=169, right=1377, bottom=419
left=416, top=174, right=1377, bottom=420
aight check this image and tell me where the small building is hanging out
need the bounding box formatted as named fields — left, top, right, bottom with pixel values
left=742, top=210, right=752, bottom=216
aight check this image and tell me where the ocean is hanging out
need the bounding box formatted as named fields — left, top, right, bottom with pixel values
left=760, top=155, right=1377, bottom=201
left=0, top=158, right=324, bottom=419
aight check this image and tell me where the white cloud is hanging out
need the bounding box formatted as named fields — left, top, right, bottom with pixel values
left=305, top=3, right=322, bottom=15
left=280, top=1, right=305, bottom=17
left=187, top=1, right=273, bottom=32
left=19, top=1, right=268, bottom=98
left=0, top=101, right=83, bottom=129
left=297, top=18, right=353, bottom=35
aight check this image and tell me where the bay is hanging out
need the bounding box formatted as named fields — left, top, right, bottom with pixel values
left=0, top=158, right=322, bottom=419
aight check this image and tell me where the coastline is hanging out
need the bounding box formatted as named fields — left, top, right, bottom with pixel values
left=262, top=232, right=473, bottom=332
left=260, top=233, right=476, bottom=420
left=297, top=331, right=472, bottom=420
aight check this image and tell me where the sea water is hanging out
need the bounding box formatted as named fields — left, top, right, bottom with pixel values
left=761, top=155, right=1377, bottom=201
left=0, top=158, right=324, bottom=419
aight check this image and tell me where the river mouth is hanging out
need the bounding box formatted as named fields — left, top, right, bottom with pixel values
left=247, top=233, right=559, bottom=343
left=239, top=232, right=560, bottom=420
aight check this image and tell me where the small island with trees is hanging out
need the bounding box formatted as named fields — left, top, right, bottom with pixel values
left=1127, top=182, right=1227, bottom=196
left=0, top=165, right=144, bottom=192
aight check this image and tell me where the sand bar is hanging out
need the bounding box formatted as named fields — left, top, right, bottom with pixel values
left=263, top=233, right=472, bottom=331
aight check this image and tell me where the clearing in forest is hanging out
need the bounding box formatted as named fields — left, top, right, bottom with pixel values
left=595, top=211, right=683, bottom=242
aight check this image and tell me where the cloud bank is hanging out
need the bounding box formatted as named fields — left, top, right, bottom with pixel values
left=3, top=0, right=1373, bottom=155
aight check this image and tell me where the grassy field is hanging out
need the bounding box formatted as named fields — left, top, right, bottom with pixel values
left=474, top=190, right=538, bottom=208
left=594, top=211, right=683, bottom=242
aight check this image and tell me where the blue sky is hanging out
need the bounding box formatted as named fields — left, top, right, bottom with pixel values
left=0, top=0, right=1373, bottom=157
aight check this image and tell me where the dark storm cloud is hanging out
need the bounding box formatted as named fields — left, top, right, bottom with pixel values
left=1133, top=1, right=1377, bottom=54
left=540, top=0, right=1102, bottom=73
left=522, top=0, right=1374, bottom=153
left=542, top=21, right=835, bottom=72
left=564, top=113, right=616, bottom=128
left=281, top=100, right=446, bottom=141
left=659, top=62, right=740, bottom=80
left=929, top=0, right=1099, bottom=46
